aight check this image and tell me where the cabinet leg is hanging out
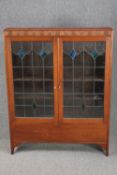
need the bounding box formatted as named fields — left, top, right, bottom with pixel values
left=99, top=144, right=109, bottom=156
left=11, top=147, right=14, bottom=155
left=10, top=141, right=22, bottom=154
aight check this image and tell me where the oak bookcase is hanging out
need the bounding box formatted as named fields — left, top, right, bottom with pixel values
left=4, top=28, right=113, bottom=155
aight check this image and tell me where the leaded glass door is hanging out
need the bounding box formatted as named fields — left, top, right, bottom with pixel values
left=58, top=38, right=106, bottom=122
left=11, top=38, right=58, bottom=121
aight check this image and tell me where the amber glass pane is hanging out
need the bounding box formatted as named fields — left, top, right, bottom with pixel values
left=12, top=41, right=54, bottom=117
left=63, top=42, right=105, bottom=118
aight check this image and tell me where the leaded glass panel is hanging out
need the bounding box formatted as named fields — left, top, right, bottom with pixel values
left=12, top=41, right=54, bottom=117
left=63, top=41, right=105, bottom=118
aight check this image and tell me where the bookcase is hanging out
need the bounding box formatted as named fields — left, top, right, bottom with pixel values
left=4, top=28, right=113, bottom=155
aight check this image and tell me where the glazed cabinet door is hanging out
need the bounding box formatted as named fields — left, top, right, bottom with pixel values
left=58, top=37, right=108, bottom=123
left=7, top=37, right=58, bottom=123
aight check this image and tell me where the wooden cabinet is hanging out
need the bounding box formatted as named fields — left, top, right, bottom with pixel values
left=4, top=28, right=113, bottom=155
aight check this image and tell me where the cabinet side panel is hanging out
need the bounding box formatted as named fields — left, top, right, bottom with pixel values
left=4, top=35, right=15, bottom=152
left=104, top=31, right=113, bottom=151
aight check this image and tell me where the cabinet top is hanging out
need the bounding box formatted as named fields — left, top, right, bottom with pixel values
left=4, top=27, right=113, bottom=37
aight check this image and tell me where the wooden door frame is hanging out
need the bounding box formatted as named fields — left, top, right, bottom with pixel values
left=4, top=35, right=59, bottom=124
left=58, top=35, right=113, bottom=125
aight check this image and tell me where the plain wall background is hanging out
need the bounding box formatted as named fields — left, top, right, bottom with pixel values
left=0, top=0, right=117, bottom=146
